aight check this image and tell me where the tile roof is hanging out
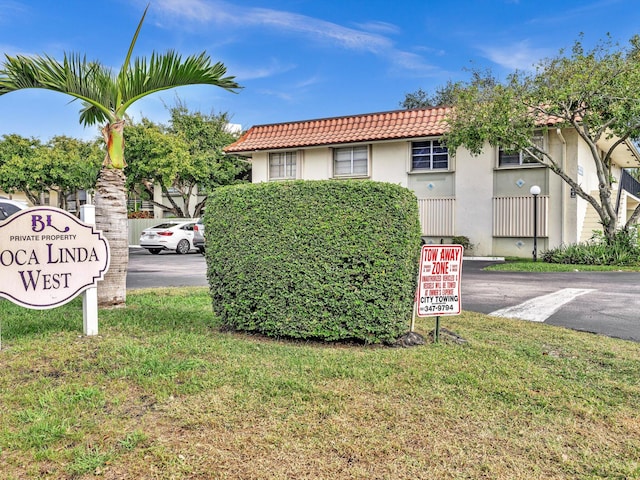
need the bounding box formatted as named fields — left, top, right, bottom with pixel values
left=224, top=107, right=451, bottom=153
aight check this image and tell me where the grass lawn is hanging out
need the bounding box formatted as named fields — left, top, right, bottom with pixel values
left=0, top=287, right=639, bottom=479
left=487, top=258, right=640, bottom=272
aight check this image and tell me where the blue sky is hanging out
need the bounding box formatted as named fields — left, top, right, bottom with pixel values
left=1, top=0, right=638, bottom=141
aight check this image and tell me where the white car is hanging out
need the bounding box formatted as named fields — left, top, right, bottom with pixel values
left=193, top=217, right=205, bottom=254
left=0, top=198, right=28, bottom=220
left=139, top=221, right=197, bottom=254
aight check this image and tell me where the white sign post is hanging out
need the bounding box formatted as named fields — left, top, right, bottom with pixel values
left=0, top=206, right=110, bottom=340
left=80, top=205, right=99, bottom=336
left=416, top=244, right=463, bottom=342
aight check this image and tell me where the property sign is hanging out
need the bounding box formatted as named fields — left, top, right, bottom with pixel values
left=0, top=207, right=110, bottom=309
left=417, top=244, right=463, bottom=317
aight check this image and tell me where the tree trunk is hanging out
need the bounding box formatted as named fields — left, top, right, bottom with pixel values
left=194, top=198, right=207, bottom=217
left=94, top=167, right=128, bottom=307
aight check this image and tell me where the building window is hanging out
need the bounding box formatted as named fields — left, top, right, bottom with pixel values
left=333, top=146, right=368, bottom=177
left=412, top=140, right=449, bottom=170
left=269, top=151, right=297, bottom=180
left=499, top=131, right=544, bottom=167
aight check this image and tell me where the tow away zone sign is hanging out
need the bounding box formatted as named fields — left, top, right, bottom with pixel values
left=417, top=244, right=463, bottom=317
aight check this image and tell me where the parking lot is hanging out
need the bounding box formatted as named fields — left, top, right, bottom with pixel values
left=126, top=247, right=207, bottom=290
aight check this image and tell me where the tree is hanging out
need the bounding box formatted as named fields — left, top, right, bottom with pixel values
left=401, top=71, right=498, bottom=110
left=125, top=103, right=250, bottom=218
left=0, top=134, right=43, bottom=204
left=166, top=103, right=249, bottom=216
left=0, top=135, right=102, bottom=207
left=124, top=117, right=191, bottom=217
left=443, top=35, right=640, bottom=243
left=42, top=136, right=103, bottom=209
left=400, top=88, right=435, bottom=109
left=0, top=6, right=240, bottom=306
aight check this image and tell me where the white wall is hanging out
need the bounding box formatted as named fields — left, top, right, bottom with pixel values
left=246, top=132, right=598, bottom=257
left=454, top=147, right=495, bottom=256
left=369, top=142, right=409, bottom=187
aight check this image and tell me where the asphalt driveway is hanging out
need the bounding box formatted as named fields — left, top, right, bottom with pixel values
left=461, top=260, right=640, bottom=342
left=126, top=247, right=207, bottom=290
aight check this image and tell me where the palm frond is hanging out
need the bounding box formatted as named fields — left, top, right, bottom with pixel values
left=117, top=50, right=241, bottom=116
left=0, top=53, right=117, bottom=125
left=1, top=3, right=241, bottom=128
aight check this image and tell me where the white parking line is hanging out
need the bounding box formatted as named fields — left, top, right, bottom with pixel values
left=489, top=288, right=595, bottom=322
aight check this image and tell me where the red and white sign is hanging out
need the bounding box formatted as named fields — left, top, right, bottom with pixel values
left=417, top=244, right=463, bottom=317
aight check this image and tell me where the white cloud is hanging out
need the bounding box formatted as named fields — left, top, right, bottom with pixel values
left=151, top=0, right=437, bottom=74
left=213, top=5, right=394, bottom=54
left=151, top=0, right=221, bottom=22
left=527, top=0, right=622, bottom=27
left=229, top=59, right=297, bottom=81
left=0, top=1, right=26, bottom=24
left=354, top=21, right=401, bottom=35
left=257, top=88, right=294, bottom=102
left=294, top=76, right=322, bottom=89
left=479, top=40, right=553, bottom=71
left=391, top=51, right=441, bottom=76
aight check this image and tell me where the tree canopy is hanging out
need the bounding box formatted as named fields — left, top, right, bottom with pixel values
left=0, top=134, right=102, bottom=206
left=400, top=86, right=452, bottom=109
left=441, top=34, right=640, bottom=241
left=125, top=103, right=250, bottom=217
left=400, top=72, right=496, bottom=109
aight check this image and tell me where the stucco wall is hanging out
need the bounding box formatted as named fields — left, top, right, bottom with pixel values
left=576, top=132, right=598, bottom=239
left=369, top=142, right=409, bottom=187
left=0, top=191, right=33, bottom=205
left=453, top=147, right=494, bottom=256
left=246, top=131, right=602, bottom=257
left=250, top=152, right=269, bottom=183
left=490, top=141, right=550, bottom=258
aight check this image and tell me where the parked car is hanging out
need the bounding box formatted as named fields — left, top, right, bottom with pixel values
left=0, top=198, right=28, bottom=220
left=139, top=221, right=197, bottom=254
left=193, top=217, right=205, bottom=254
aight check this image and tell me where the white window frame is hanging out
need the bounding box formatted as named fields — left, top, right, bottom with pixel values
left=498, top=131, right=545, bottom=167
left=333, top=145, right=369, bottom=177
left=269, top=151, right=297, bottom=180
left=411, top=139, right=449, bottom=171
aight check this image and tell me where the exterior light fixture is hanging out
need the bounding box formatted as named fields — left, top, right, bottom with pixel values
left=530, top=185, right=541, bottom=262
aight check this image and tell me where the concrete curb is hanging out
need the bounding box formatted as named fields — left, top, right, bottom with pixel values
left=463, top=256, right=505, bottom=261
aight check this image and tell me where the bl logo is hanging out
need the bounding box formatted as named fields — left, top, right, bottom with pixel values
left=31, top=214, right=70, bottom=233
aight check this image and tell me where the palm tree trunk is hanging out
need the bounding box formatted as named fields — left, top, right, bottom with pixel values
left=94, top=167, right=128, bottom=307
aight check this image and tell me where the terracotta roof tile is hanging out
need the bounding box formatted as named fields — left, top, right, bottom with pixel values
left=224, top=107, right=451, bottom=153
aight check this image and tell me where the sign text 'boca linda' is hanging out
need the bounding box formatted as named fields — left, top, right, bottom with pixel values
left=0, top=207, right=110, bottom=309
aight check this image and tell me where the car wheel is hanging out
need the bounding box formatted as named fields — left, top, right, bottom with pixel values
left=176, top=239, right=190, bottom=254
left=198, top=247, right=205, bottom=255
left=148, top=248, right=162, bottom=255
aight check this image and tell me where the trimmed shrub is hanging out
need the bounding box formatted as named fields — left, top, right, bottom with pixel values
left=204, top=180, right=422, bottom=344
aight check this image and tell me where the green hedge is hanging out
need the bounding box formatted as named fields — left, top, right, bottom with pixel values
left=204, top=180, right=422, bottom=343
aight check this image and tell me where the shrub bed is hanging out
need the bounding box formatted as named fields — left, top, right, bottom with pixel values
left=204, top=180, right=422, bottom=343
left=542, top=229, right=640, bottom=265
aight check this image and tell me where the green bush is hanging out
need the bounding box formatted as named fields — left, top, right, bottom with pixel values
left=451, top=235, right=473, bottom=252
left=542, top=228, right=640, bottom=265
left=204, top=180, right=422, bottom=344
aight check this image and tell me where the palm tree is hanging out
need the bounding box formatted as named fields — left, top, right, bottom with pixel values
left=0, top=6, right=240, bottom=306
